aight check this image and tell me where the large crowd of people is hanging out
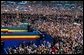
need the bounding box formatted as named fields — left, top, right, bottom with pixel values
left=4, top=39, right=82, bottom=54
left=31, top=14, right=83, bottom=54
left=1, top=1, right=83, bottom=15
left=1, top=1, right=83, bottom=54
left=6, top=37, right=83, bottom=54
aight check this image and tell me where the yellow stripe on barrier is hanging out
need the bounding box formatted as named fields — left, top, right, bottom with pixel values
left=1, top=29, right=27, bottom=32
left=8, top=30, right=27, bottom=32
left=1, top=36, right=40, bottom=38
left=1, top=29, right=8, bottom=32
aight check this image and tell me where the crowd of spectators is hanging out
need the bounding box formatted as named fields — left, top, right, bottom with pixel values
left=6, top=37, right=83, bottom=54
left=1, top=14, right=83, bottom=54
left=31, top=14, right=83, bottom=54
left=1, top=1, right=83, bottom=14
left=1, top=1, right=83, bottom=54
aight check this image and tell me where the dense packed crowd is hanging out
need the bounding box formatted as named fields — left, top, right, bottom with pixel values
left=1, top=1, right=83, bottom=54
left=1, top=1, right=83, bottom=15
left=6, top=37, right=83, bottom=54
left=1, top=14, right=83, bottom=54
left=31, top=14, right=83, bottom=54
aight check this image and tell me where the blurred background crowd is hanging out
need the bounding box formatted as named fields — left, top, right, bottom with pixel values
left=1, top=1, right=83, bottom=54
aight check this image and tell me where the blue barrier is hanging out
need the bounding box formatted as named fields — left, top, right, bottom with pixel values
left=1, top=31, right=39, bottom=35
left=2, top=31, right=53, bottom=54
